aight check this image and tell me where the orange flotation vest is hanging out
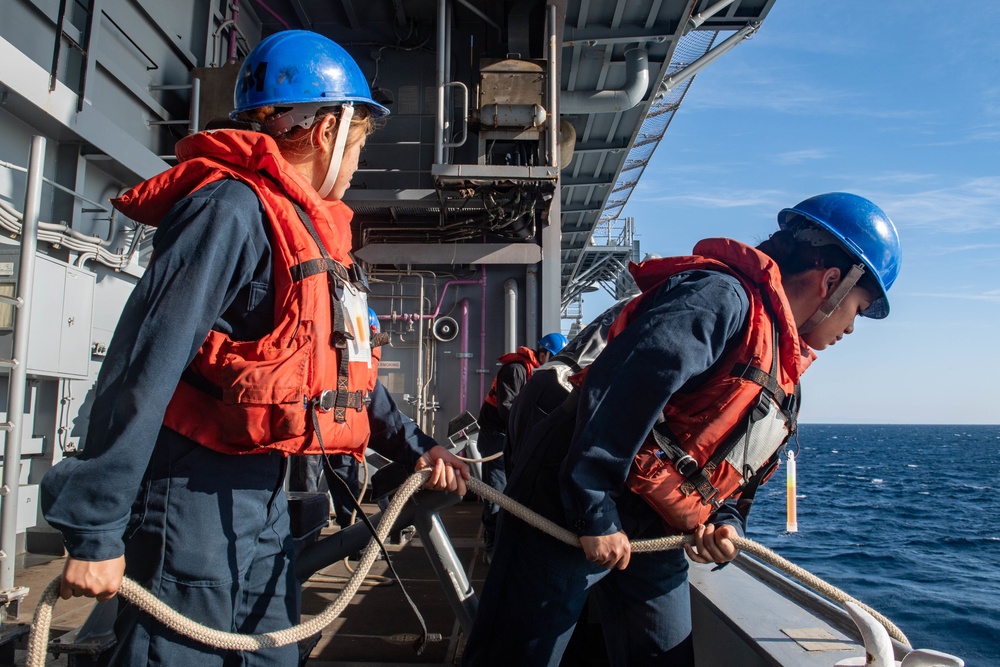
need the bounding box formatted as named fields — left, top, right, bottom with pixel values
left=577, top=239, right=814, bottom=533
left=113, top=129, right=379, bottom=459
left=483, top=347, right=540, bottom=409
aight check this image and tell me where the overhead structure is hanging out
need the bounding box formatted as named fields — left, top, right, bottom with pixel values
left=0, top=0, right=777, bottom=603
left=241, top=0, right=777, bottom=320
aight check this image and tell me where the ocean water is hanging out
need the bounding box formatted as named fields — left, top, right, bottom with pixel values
left=746, top=424, right=999, bottom=666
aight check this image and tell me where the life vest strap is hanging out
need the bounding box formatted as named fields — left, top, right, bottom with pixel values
left=290, top=257, right=350, bottom=283
left=730, top=363, right=787, bottom=405
left=315, top=388, right=369, bottom=413
left=289, top=202, right=357, bottom=425
left=180, top=367, right=223, bottom=400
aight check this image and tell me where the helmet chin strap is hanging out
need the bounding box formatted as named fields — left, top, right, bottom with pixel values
left=317, top=103, right=354, bottom=199
left=797, top=264, right=866, bottom=335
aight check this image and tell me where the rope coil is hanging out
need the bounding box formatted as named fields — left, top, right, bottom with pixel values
left=26, top=472, right=908, bottom=666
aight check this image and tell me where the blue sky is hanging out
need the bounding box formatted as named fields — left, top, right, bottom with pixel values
left=582, top=0, right=1000, bottom=425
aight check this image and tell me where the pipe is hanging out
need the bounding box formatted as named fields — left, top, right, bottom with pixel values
left=373, top=270, right=439, bottom=429
left=1, top=136, right=44, bottom=591
left=560, top=48, right=648, bottom=115
left=228, top=0, right=240, bottom=65
left=434, top=0, right=446, bottom=165
left=416, top=273, right=427, bottom=428
left=247, top=0, right=290, bottom=30
left=456, top=0, right=501, bottom=33
left=660, top=22, right=759, bottom=95
left=459, top=298, right=470, bottom=414
left=211, top=19, right=235, bottom=67
left=525, top=264, right=539, bottom=349
left=504, top=279, right=518, bottom=353
left=547, top=3, right=559, bottom=167
left=479, top=265, right=487, bottom=406
left=189, top=77, right=201, bottom=135
left=686, top=0, right=738, bottom=34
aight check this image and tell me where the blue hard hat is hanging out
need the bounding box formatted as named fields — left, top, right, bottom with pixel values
left=368, top=307, right=380, bottom=333
left=232, top=30, right=389, bottom=117
left=779, top=192, right=901, bottom=319
left=538, top=332, right=569, bottom=355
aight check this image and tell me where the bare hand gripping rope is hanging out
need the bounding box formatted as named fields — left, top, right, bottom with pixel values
left=26, top=472, right=909, bottom=666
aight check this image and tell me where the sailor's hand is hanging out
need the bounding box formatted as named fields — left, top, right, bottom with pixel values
left=60, top=555, right=125, bottom=602
left=684, top=523, right=739, bottom=565
left=416, top=445, right=470, bottom=496
left=580, top=532, right=631, bottom=570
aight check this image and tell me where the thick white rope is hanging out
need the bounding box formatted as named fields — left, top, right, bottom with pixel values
left=26, top=472, right=908, bottom=665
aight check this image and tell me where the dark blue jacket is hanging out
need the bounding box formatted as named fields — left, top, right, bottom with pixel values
left=561, top=270, right=751, bottom=539
left=41, top=180, right=436, bottom=561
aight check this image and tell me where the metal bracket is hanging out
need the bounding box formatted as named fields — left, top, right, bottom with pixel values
left=0, top=586, right=30, bottom=621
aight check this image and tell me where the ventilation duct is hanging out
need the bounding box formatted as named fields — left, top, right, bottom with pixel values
left=560, top=48, right=649, bottom=115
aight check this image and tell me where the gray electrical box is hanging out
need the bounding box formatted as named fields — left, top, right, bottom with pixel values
left=0, top=248, right=96, bottom=379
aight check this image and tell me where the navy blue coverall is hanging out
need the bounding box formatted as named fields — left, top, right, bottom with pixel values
left=41, top=180, right=437, bottom=667
left=462, top=269, right=752, bottom=667
left=477, top=359, right=530, bottom=542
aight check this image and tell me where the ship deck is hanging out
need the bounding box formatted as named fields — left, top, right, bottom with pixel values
left=8, top=494, right=884, bottom=667
left=9, top=496, right=487, bottom=666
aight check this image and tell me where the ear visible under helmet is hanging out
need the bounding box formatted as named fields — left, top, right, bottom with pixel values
left=779, top=192, right=901, bottom=319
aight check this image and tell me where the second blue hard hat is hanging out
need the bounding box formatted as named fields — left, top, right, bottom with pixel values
left=538, top=332, right=569, bottom=355
left=232, top=30, right=389, bottom=117
left=779, top=192, right=901, bottom=319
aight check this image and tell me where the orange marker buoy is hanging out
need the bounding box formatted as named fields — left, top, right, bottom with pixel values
left=786, top=450, right=798, bottom=533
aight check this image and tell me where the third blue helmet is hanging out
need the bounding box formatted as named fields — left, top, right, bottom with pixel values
left=778, top=192, right=901, bottom=318
left=538, top=332, right=569, bottom=355
left=232, top=30, right=389, bottom=118
left=367, top=307, right=380, bottom=334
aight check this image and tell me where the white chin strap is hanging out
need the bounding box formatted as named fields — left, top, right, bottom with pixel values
left=317, top=103, right=354, bottom=199
left=797, top=264, right=866, bottom=335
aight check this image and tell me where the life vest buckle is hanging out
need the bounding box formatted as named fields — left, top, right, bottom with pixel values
left=673, top=454, right=700, bottom=478
left=699, top=488, right=724, bottom=510
left=332, top=330, right=355, bottom=349
left=314, top=389, right=369, bottom=414
left=317, top=390, right=337, bottom=412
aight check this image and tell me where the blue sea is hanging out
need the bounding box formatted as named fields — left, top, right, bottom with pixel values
left=746, top=424, right=999, bottom=666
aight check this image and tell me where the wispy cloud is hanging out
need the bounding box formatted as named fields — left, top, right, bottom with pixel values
left=630, top=177, right=1000, bottom=236
left=876, top=178, right=1000, bottom=232
left=684, top=63, right=927, bottom=121
left=631, top=187, right=788, bottom=211
left=907, top=290, right=1000, bottom=303
left=921, top=243, right=1000, bottom=256
left=775, top=149, right=827, bottom=165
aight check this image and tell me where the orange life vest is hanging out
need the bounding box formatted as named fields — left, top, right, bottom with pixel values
left=112, top=129, right=379, bottom=459
left=483, top=347, right=540, bottom=409
left=577, top=239, right=814, bottom=533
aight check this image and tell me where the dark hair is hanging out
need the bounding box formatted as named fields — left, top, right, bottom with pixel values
left=233, top=104, right=379, bottom=156
left=757, top=227, right=881, bottom=297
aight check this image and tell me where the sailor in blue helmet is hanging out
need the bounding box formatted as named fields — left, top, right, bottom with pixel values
left=464, top=193, right=900, bottom=666
left=41, top=30, right=468, bottom=667
left=476, top=332, right=568, bottom=562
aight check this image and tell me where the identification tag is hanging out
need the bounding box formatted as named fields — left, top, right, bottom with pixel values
left=340, top=284, right=372, bottom=366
